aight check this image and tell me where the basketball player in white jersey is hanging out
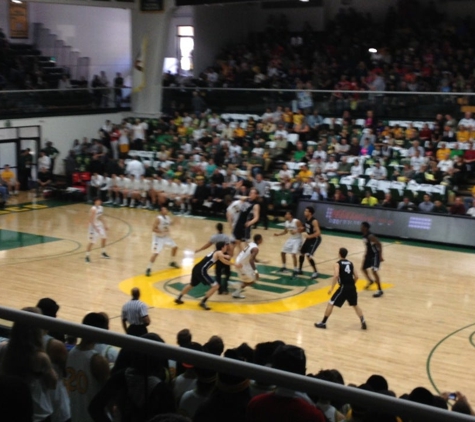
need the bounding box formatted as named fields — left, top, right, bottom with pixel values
left=145, top=206, right=180, bottom=276
left=273, top=211, right=303, bottom=276
left=86, top=197, right=110, bottom=263
left=106, top=174, right=119, bottom=204
left=120, top=174, right=133, bottom=207
left=129, top=174, right=145, bottom=208
left=233, top=233, right=264, bottom=299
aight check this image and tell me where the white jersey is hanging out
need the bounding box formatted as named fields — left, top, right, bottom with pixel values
left=152, top=178, right=164, bottom=191
left=227, top=200, right=242, bottom=228
left=66, top=348, right=102, bottom=422
left=131, top=178, right=143, bottom=191
left=187, top=182, right=197, bottom=196
left=236, top=242, right=258, bottom=266
left=285, top=219, right=302, bottom=240
left=109, top=177, right=119, bottom=188
left=121, top=177, right=132, bottom=190
left=156, top=215, right=171, bottom=237
left=91, top=206, right=103, bottom=227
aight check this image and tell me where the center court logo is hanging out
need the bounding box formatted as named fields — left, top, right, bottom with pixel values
left=118, top=265, right=394, bottom=314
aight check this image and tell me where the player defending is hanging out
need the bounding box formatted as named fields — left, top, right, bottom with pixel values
left=233, top=234, right=264, bottom=299
left=298, top=206, right=322, bottom=279
left=175, top=242, right=240, bottom=310
left=361, top=221, right=384, bottom=298
left=315, top=247, right=367, bottom=330
left=232, top=188, right=260, bottom=252
left=273, top=211, right=303, bottom=276
left=195, top=223, right=233, bottom=294
left=85, top=197, right=110, bottom=262
left=145, top=206, right=179, bottom=276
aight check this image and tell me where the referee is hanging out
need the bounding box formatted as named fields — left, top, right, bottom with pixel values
left=121, top=288, right=150, bottom=336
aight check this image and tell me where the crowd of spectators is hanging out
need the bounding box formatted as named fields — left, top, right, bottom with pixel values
left=179, top=1, right=475, bottom=99
left=52, top=106, right=475, bottom=221
left=0, top=301, right=474, bottom=422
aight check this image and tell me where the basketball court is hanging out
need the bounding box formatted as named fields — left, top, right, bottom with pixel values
left=0, top=194, right=473, bottom=402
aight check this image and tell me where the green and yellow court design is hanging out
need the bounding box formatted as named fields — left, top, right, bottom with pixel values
left=119, top=264, right=394, bottom=314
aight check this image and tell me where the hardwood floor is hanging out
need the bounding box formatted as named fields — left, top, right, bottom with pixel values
left=0, top=195, right=473, bottom=401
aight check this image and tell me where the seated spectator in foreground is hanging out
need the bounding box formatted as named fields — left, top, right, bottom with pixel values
left=418, top=194, right=434, bottom=213
left=249, top=341, right=284, bottom=398
left=0, top=375, right=34, bottom=422
left=194, top=348, right=252, bottom=422
left=307, top=370, right=346, bottom=422
left=398, top=197, right=417, bottom=212
left=173, top=342, right=202, bottom=404
left=450, top=197, right=466, bottom=215
left=246, top=345, right=325, bottom=422
left=432, top=200, right=448, bottom=214
left=361, top=190, right=378, bottom=207
left=89, top=333, right=174, bottom=422
left=0, top=307, right=57, bottom=422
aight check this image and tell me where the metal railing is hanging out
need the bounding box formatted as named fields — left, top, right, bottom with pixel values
left=0, top=87, right=131, bottom=119
left=0, top=306, right=473, bottom=422
left=162, top=86, right=474, bottom=119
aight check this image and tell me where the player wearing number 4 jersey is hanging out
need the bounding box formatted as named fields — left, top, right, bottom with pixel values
left=315, top=248, right=367, bottom=330
left=361, top=221, right=384, bottom=298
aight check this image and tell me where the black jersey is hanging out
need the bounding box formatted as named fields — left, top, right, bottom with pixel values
left=194, top=250, right=217, bottom=274
left=338, top=259, right=355, bottom=285
left=304, top=217, right=317, bottom=235
left=363, top=232, right=378, bottom=257
left=236, top=200, right=257, bottom=227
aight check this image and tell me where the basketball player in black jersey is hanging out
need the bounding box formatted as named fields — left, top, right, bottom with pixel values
left=315, top=247, right=367, bottom=330
left=361, top=222, right=384, bottom=298
left=232, top=188, right=260, bottom=252
left=298, top=206, right=322, bottom=279
left=175, top=242, right=240, bottom=310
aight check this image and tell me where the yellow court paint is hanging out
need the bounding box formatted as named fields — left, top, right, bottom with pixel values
left=119, top=267, right=394, bottom=315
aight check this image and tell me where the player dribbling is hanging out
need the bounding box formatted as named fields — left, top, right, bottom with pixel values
left=233, top=234, right=264, bottom=299
left=145, top=206, right=179, bottom=276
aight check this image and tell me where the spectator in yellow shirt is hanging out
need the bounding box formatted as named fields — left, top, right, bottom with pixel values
left=456, top=126, right=470, bottom=142
left=436, top=143, right=451, bottom=161
left=283, top=107, right=293, bottom=127
left=361, top=190, right=378, bottom=206
left=293, top=109, right=305, bottom=125
left=234, top=126, right=245, bottom=138
left=1, top=165, right=19, bottom=195
left=298, top=164, right=313, bottom=180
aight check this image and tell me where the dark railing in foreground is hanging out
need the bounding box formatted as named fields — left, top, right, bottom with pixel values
left=0, top=306, right=473, bottom=422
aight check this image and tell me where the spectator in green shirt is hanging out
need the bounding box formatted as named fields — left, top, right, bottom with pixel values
left=293, top=141, right=306, bottom=162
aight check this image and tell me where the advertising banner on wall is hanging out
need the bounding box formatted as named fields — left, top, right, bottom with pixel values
left=9, top=2, right=28, bottom=39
